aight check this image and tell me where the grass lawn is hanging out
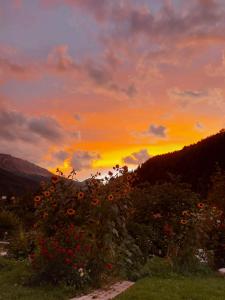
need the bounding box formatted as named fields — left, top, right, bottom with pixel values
left=1, top=257, right=225, bottom=300
left=0, top=257, right=76, bottom=300
left=116, top=275, right=225, bottom=300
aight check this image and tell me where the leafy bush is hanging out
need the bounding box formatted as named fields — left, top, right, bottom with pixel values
left=8, top=229, right=35, bottom=260
left=128, top=179, right=221, bottom=272
left=31, top=167, right=140, bottom=287
left=142, top=256, right=174, bottom=277
left=0, top=210, right=21, bottom=240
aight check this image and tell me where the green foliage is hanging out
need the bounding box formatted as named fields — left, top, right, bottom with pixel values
left=128, top=179, right=220, bottom=272
left=0, top=210, right=21, bottom=239
left=207, top=167, right=225, bottom=268
left=0, top=257, right=75, bottom=300
left=8, top=229, right=35, bottom=260
left=141, top=256, right=174, bottom=278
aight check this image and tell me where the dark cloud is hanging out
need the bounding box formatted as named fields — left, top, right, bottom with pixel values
left=123, top=149, right=150, bottom=165
left=0, top=57, right=26, bottom=74
left=52, top=150, right=69, bottom=161
left=48, top=46, right=137, bottom=98
left=71, top=150, right=101, bottom=171
left=28, top=116, right=64, bottom=142
left=149, top=124, right=167, bottom=138
left=115, top=1, right=225, bottom=45
left=171, top=89, right=208, bottom=98
left=169, top=88, right=224, bottom=106
left=0, top=108, right=74, bottom=144
left=0, top=110, right=29, bottom=142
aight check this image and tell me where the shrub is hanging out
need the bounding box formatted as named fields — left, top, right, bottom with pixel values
left=128, top=179, right=220, bottom=272
left=31, top=167, right=139, bottom=287
left=8, top=229, right=35, bottom=260
left=0, top=210, right=21, bottom=240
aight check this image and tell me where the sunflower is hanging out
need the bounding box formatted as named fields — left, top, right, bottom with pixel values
left=91, top=198, right=100, bottom=206
left=197, top=202, right=204, bottom=209
left=108, top=194, right=114, bottom=201
left=34, top=195, right=41, bottom=204
left=67, top=208, right=76, bottom=216
left=77, top=192, right=84, bottom=200
left=43, top=191, right=51, bottom=197
left=180, top=219, right=188, bottom=225
left=51, top=175, right=60, bottom=184
left=49, top=186, right=55, bottom=193
left=127, top=174, right=132, bottom=181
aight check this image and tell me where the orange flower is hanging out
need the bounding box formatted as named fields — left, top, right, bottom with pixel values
left=49, top=186, right=55, bottom=193
left=180, top=219, right=188, bottom=225
left=197, top=202, right=204, bottom=209
left=67, top=208, right=76, bottom=216
left=78, top=192, right=85, bottom=200
left=34, top=195, right=41, bottom=204
left=51, top=175, right=60, bottom=184
left=127, top=175, right=132, bottom=181
left=182, top=210, right=190, bottom=216
left=91, top=198, right=100, bottom=206
left=44, top=191, right=51, bottom=197
left=108, top=194, right=114, bottom=201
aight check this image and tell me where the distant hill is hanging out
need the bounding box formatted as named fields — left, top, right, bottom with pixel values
left=0, top=154, right=52, bottom=197
left=0, top=154, right=52, bottom=177
left=137, top=130, right=225, bottom=196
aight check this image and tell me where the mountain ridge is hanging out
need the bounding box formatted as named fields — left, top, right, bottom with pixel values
left=0, top=153, right=52, bottom=196
left=0, top=153, right=52, bottom=178
left=137, top=130, right=225, bottom=196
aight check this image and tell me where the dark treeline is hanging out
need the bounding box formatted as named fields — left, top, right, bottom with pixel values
left=137, top=130, right=225, bottom=197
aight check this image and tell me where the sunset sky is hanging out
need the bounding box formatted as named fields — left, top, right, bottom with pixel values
left=1, top=0, right=225, bottom=179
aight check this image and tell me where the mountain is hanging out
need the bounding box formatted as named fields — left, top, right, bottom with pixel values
left=0, top=154, right=52, bottom=196
left=137, top=130, right=225, bottom=196
left=0, top=154, right=52, bottom=177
